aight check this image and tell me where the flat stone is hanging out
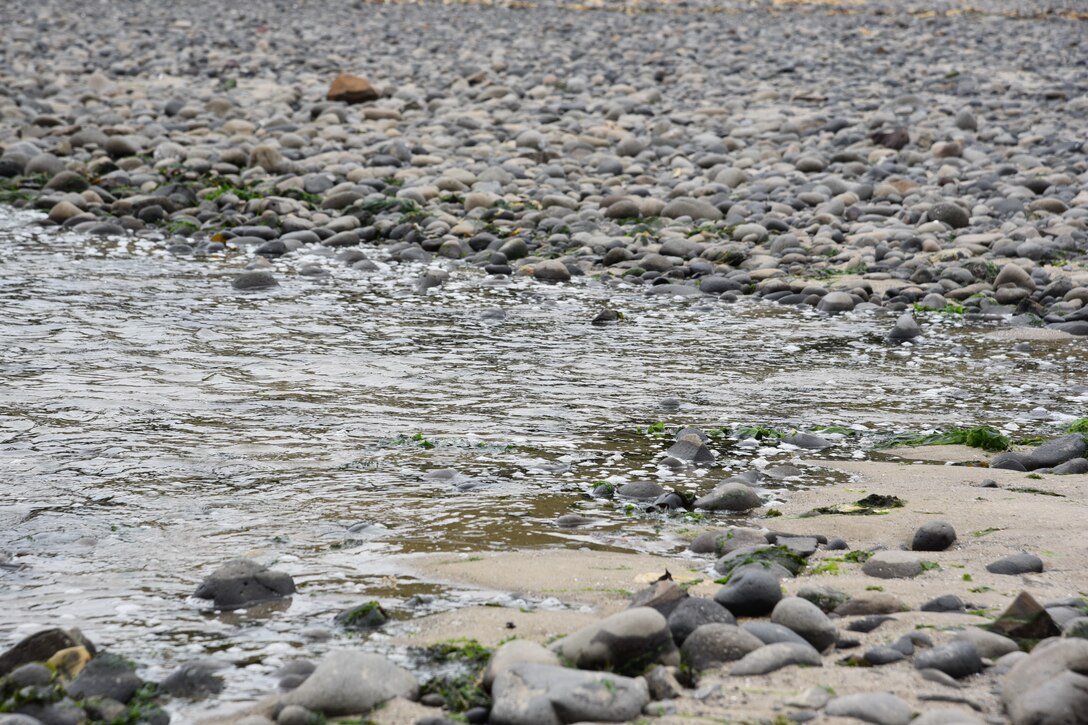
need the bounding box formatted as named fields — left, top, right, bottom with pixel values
left=483, top=640, right=560, bottom=692
left=863, top=551, right=924, bottom=579
left=953, top=628, right=1019, bottom=659
left=694, top=481, right=762, bottom=511
left=730, top=642, right=822, bottom=676
left=489, top=663, right=649, bottom=725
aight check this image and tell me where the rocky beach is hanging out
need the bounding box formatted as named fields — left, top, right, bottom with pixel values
left=2, top=0, right=1088, bottom=723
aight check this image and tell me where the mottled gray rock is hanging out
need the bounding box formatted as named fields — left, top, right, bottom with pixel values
left=912, top=521, right=957, bottom=551
left=552, top=607, right=678, bottom=675
left=730, top=642, right=822, bottom=676
left=929, top=202, right=970, bottom=229
left=193, top=558, right=296, bottom=609
left=160, top=662, right=225, bottom=699
left=986, top=552, right=1044, bottom=575
left=771, top=597, right=837, bottom=652
left=914, top=641, right=983, bottom=679
left=679, top=624, right=763, bottom=671
left=1006, top=670, right=1088, bottom=725
left=826, top=692, right=913, bottom=725
left=282, top=651, right=418, bottom=717
left=994, top=264, right=1036, bottom=292
left=912, top=709, right=984, bottom=725
left=489, top=663, right=648, bottom=725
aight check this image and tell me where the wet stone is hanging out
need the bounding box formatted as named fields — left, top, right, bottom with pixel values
left=192, top=558, right=296, bottom=610
left=668, top=597, right=735, bottom=645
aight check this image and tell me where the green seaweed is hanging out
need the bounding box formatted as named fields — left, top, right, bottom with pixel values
left=876, top=426, right=1009, bottom=452
left=802, top=494, right=905, bottom=517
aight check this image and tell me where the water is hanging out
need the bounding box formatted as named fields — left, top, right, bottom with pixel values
left=1, top=208, right=1085, bottom=717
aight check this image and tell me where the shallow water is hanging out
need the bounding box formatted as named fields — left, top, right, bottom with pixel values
left=1, top=208, right=1085, bottom=717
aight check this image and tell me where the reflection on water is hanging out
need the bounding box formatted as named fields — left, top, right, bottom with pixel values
left=1, top=209, right=1085, bottom=717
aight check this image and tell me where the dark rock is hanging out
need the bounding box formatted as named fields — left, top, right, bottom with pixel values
left=912, top=521, right=957, bottom=552
left=914, top=641, right=983, bottom=679
left=192, top=558, right=296, bottom=610
left=986, top=552, right=1044, bottom=576
left=921, top=595, right=965, bottom=613
left=847, top=616, right=895, bottom=633
left=741, top=622, right=816, bottom=650
left=928, top=202, right=970, bottom=229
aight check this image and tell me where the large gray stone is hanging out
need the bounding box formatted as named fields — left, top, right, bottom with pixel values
left=281, top=651, right=418, bottom=717
left=193, top=558, right=296, bottom=610
left=887, top=312, right=922, bottom=342
left=1006, top=670, right=1088, bottom=725
left=1001, top=639, right=1088, bottom=711
left=489, top=663, right=649, bottom=725
left=66, top=653, right=143, bottom=703
left=552, top=607, right=678, bottom=675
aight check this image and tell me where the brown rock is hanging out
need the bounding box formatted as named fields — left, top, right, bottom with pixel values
left=986, top=590, right=1061, bottom=643
left=327, top=73, right=380, bottom=104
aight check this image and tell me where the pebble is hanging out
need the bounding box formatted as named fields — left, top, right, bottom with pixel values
left=914, top=641, right=984, bottom=680
left=986, top=552, right=1044, bottom=575
left=825, top=692, right=913, bottom=725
